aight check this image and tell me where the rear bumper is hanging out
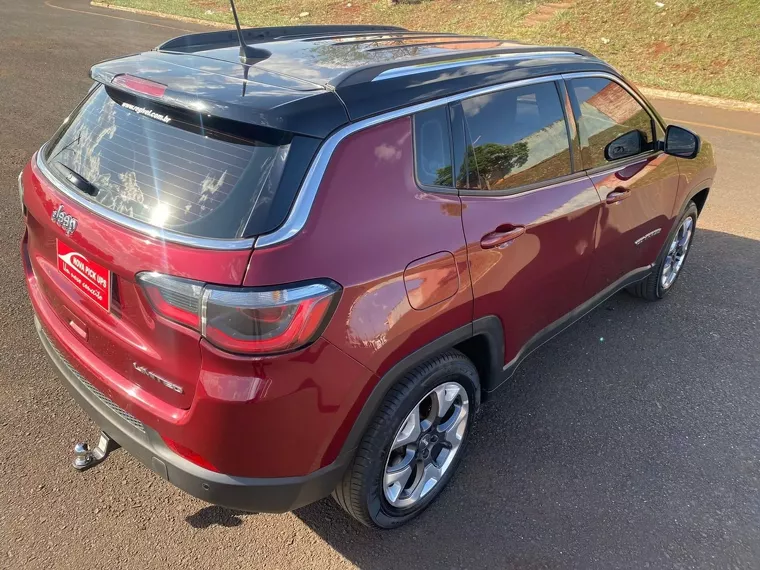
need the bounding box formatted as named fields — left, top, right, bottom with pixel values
left=35, top=316, right=349, bottom=513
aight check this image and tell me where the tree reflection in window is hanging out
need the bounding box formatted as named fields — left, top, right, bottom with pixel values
left=460, top=83, right=571, bottom=191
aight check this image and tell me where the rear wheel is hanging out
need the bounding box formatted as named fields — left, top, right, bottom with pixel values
left=333, top=350, right=479, bottom=528
left=628, top=201, right=698, bottom=301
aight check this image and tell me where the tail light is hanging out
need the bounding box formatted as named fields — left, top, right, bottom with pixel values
left=136, top=272, right=340, bottom=355
left=112, top=74, right=167, bottom=98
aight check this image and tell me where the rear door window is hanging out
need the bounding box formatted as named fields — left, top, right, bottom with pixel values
left=568, top=77, right=656, bottom=170
left=413, top=106, right=454, bottom=188
left=459, top=82, right=572, bottom=192
left=44, top=86, right=290, bottom=239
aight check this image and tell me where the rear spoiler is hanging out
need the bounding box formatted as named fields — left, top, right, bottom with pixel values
left=88, top=51, right=350, bottom=139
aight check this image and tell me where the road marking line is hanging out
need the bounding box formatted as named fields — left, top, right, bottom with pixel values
left=44, top=1, right=195, bottom=32
left=664, top=118, right=760, bottom=138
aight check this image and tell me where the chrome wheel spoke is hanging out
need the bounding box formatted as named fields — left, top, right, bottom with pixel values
left=393, top=406, right=421, bottom=450
left=442, top=405, right=468, bottom=448
left=410, top=463, right=443, bottom=502
left=431, top=383, right=461, bottom=422
left=384, top=454, right=415, bottom=503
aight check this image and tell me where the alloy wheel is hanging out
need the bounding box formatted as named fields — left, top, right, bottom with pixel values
left=383, top=382, right=469, bottom=509
left=661, top=216, right=694, bottom=290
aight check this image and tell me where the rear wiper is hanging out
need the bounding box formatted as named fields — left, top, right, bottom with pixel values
left=54, top=162, right=98, bottom=197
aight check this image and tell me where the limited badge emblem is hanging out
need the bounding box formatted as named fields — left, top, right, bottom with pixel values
left=133, top=363, right=184, bottom=394
left=52, top=204, right=78, bottom=236
left=634, top=228, right=662, bottom=246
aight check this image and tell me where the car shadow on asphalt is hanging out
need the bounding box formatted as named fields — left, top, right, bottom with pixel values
left=185, top=506, right=247, bottom=529
left=190, top=230, right=760, bottom=569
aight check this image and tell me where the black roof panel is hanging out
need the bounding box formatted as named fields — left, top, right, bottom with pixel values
left=158, top=29, right=555, bottom=88
left=91, top=26, right=612, bottom=137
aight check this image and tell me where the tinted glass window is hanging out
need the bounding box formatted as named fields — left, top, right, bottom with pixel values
left=459, top=82, right=571, bottom=192
left=569, top=78, right=655, bottom=169
left=414, top=107, right=453, bottom=187
left=44, top=86, right=289, bottom=239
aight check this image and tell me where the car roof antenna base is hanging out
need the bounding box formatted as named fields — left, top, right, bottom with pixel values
left=229, top=0, right=271, bottom=65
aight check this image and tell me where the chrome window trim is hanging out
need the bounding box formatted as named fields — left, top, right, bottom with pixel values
left=583, top=150, right=663, bottom=179
left=35, top=149, right=255, bottom=251
left=372, top=52, right=577, bottom=82
left=256, top=73, right=565, bottom=248
left=458, top=171, right=591, bottom=199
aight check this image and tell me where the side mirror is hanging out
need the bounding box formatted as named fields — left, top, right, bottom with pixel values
left=664, top=125, right=701, bottom=159
left=604, top=130, right=645, bottom=161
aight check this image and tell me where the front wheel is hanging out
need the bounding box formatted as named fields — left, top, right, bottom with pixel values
left=629, top=201, right=698, bottom=301
left=333, top=350, right=480, bottom=528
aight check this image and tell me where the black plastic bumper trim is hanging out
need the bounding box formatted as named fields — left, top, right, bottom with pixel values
left=35, top=316, right=349, bottom=513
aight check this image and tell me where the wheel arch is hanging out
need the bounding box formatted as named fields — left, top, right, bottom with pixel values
left=338, top=316, right=504, bottom=457
left=690, top=186, right=710, bottom=215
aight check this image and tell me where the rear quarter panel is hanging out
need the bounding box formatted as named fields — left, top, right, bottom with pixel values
left=244, top=117, right=473, bottom=376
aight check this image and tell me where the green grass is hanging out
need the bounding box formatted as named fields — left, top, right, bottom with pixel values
left=101, top=0, right=760, bottom=103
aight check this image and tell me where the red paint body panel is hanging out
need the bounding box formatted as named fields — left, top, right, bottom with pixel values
left=584, top=154, right=681, bottom=292
left=243, top=117, right=473, bottom=377
left=672, top=140, right=717, bottom=216
left=460, top=177, right=601, bottom=363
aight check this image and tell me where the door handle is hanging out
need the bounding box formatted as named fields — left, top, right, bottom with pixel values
left=606, top=187, right=631, bottom=204
left=480, top=225, right=526, bottom=249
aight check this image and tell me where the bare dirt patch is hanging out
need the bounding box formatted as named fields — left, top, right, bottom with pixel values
left=523, top=1, right=575, bottom=26
left=651, top=40, right=672, bottom=58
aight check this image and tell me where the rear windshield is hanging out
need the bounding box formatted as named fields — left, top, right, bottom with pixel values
left=44, top=85, right=289, bottom=239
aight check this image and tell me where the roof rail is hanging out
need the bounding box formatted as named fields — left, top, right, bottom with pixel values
left=157, top=25, right=408, bottom=53
left=332, top=45, right=596, bottom=87
left=364, top=38, right=514, bottom=52
left=320, top=31, right=466, bottom=45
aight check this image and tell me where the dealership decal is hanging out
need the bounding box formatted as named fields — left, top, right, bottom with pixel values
left=57, top=240, right=111, bottom=312
left=121, top=102, right=171, bottom=123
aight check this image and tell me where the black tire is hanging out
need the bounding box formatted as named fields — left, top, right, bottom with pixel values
left=332, top=349, right=480, bottom=529
left=628, top=201, right=699, bottom=301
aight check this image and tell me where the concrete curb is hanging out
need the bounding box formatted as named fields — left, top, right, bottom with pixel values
left=90, top=2, right=760, bottom=115
left=89, top=2, right=233, bottom=29
left=640, top=87, right=760, bottom=114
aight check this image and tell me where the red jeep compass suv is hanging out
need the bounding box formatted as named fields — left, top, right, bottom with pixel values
left=20, top=25, right=716, bottom=528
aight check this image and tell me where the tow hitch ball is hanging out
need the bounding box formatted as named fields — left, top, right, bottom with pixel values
left=72, top=432, right=120, bottom=471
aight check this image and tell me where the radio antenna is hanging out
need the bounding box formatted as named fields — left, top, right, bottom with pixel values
left=228, top=0, right=268, bottom=64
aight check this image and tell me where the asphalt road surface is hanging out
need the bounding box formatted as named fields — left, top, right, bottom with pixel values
left=1, top=2, right=759, bottom=568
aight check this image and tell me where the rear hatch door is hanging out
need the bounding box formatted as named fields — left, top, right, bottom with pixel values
left=25, top=54, right=340, bottom=409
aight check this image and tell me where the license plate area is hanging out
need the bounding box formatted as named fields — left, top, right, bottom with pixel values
left=56, top=239, right=111, bottom=312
